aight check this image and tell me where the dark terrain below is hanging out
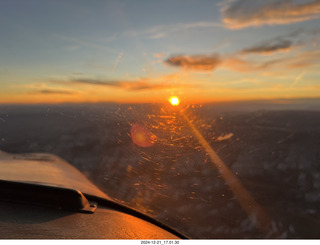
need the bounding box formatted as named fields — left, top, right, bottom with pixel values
left=0, top=102, right=319, bottom=238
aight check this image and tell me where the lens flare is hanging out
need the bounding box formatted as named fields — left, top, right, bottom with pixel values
left=131, top=124, right=156, bottom=147
left=169, top=96, right=180, bottom=106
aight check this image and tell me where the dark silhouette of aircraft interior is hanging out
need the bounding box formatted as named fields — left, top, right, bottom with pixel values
left=0, top=150, right=186, bottom=239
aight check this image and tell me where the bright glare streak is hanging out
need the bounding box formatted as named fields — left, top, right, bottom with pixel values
left=182, top=112, right=275, bottom=236
left=169, top=96, right=180, bottom=106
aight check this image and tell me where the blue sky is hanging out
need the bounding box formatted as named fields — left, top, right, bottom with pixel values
left=1, top=0, right=320, bottom=103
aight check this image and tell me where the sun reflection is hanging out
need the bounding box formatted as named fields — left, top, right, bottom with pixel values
left=169, top=96, right=180, bottom=106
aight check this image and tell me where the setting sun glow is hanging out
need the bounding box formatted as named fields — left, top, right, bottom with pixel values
left=170, top=96, right=180, bottom=106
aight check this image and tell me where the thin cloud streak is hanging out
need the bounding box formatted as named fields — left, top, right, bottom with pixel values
left=113, top=52, right=123, bottom=71
left=147, top=21, right=222, bottom=39
left=240, top=40, right=293, bottom=55
left=220, top=0, right=320, bottom=29
left=291, top=69, right=306, bottom=87
left=53, top=78, right=192, bottom=91
left=239, top=28, right=311, bottom=55
left=28, top=89, right=77, bottom=95
left=54, top=34, right=118, bottom=54
left=287, top=49, right=320, bottom=68
left=121, top=21, right=222, bottom=40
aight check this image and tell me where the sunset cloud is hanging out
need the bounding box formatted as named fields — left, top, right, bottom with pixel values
left=220, top=0, right=320, bottom=29
left=165, top=54, right=222, bottom=71
left=164, top=50, right=319, bottom=73
left=164, top=53, right=285, bottom=72
left=164, top=28, right=320, bottom=73
left=239, top=29, right=310, bottom=55
left=240, top=39, right=293, bottom=55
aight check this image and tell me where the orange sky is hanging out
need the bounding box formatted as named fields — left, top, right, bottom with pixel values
left=1, top=0, right=320, bottom=104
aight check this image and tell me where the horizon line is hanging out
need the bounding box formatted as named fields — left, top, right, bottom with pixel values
left=0, top=97, right=320, bottom=107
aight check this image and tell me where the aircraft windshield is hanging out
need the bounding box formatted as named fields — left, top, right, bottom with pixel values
left=1, top=0, right=320, bottom=239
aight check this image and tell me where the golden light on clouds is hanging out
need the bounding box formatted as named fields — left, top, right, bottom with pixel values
left=1, top=1, right=319, bottom=105
left=221, top=0, right=320, bottom=29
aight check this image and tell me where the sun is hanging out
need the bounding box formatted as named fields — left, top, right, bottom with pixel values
left=169, top=96, right=180, bottom=106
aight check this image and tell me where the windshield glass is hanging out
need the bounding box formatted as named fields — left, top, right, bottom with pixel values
left=1, top=0, right=320, bottom=239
